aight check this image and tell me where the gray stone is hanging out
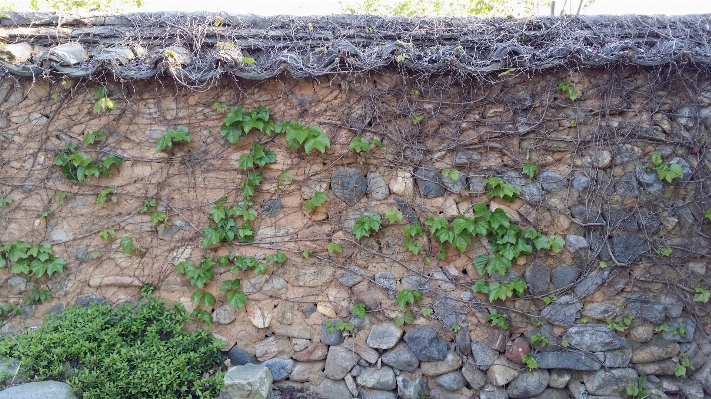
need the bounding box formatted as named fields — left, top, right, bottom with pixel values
left=523, top=325, right=561, bottom=353
left=324, top=345, right=360, bottom=380
left=533, top=352, right=602, bottom=370
left=397, top=374, right=428, bottom=399
left=631, top=336, right=680, bottom=363
left=442, top=173, right=466, bottom=193
left=336, top=264, right=365, bottom=287
left=503, top=171, right=529, bottom=186
left=548, top=370, right=571, bottom=388
left=529, top=389, right=569, bottom=399
left=669, top=157, right=692, bottom=180
left=573, top=268, right=611, bottom=298
left=0, top=381, right=78, bottom=399
left=432, top=295, right=465, bottom=329
left=213, top=305, right=237, bottom=325
left=571, top=205, right=604, bottom=224
left=367, top=323, right=403, bottom=350
left=551, top=266, right=580, bottom=289
left=471, top=339, right=500, bottom=370
left=455, top=325, right=471, bottom=356
left=540, top=171, right=567, bottom=192
left=610, top=234, right=645, bottom=264
left=403, top=326, right=448, bottom=362
left=468, top=176, right=486, bottom=194
left=625, top=294, right=666, bottom=324
left=680, top=383, right=705, bottom=399
left=521, top=183, right=545, bottom=203
left=612, top=144, right=642, bottom=165
left=454, top=150, right=482, bottom=166
left=227, top=347, right=259, bottom=366
left=507, top=370, right=550, bottom=398
left=6, top=275, right=28, bottom=294
left=564, top=324, right=626, bottom=352
left=541, top=295, right=582, bottom=327
left=487, top=357, right=521, bottom=386
left=415, top=167, right=445, bottom=198
left=462, top=357, right=487, bottom=390
left=602, top=348, right=633, bottom=368
left=583, top=303, right=618, bottom=321
left=220, top=364, right=273, bottom=399
left=76, top=293, right=108, bottom=307
left=321, top=319, right=345, bottom=346
left=350, top=365, right=362, bottom=377
left=662, top=318, right=695, bottom=342
left=261, top=358, right=294, bottom=382
left=615, top=173, right=640, bottom=197
left=566, top=235, right=589, bottom=253
left=345, top=374, right=358, bottom=397
left=430, top=267, right=456, bottom=292
left=360, top=389, right=396, bottom=399
left=692, top=362, right=711, bottom=394
left=571, top=174, right=590, bottom=191
left=262, top=199, right=282, bottom=217
left=635, top=165, right=663, bottom=195
left=421, top=352, right=462, bottom=377
left=480, top=383, right=510, bottom=399
left=637, top=208, right=661, bottom=234
left=524, top=262, right=550, bottom=295
left=331, top=167, right=368, bottom=206
left=367, top=172, right=389, bottom=200
left=375, top=271, right=396, bottom=292
left=633, top=359, right=676, bottom=376
left=356, top=367, right=396, bottom=390
left=602, top=206, right=639, bottom=232
left=312, top=378, right=352, bottom=399
left=436, top=371, right=464, bottom=392
left=400, top=275, right=433, bottom=293
left=660, top=296, right=684, bottom=318
left=45, top=302, right=65, bottom=315
left=381, top=342, right=419, bottom=372
left=584, top=368, right=638, bottom=396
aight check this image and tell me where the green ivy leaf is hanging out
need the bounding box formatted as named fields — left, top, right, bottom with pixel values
left=385, top=209, right=403, bottom=223
left=303, top=128, right=330, bottom=154
left=305, top=191, right=328, bottom=212
left=119, top=236, right=134, bottom=254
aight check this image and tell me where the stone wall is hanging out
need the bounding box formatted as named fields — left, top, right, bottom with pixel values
left=1, top=67, right=711, bottom=399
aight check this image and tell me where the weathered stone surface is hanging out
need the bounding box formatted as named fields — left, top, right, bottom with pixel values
left=633, top=359, right=675, bottom=375
left=0, top=381, right=78, bottom=399
left=262, top=198, right=283, bottom=216
left=421, top=351, right=462, bottom=376
left=454, top=150, right=482, bottom=165
left=540, top=171, right=567, bottom=192
left=480, top=383, right=510, bottom=399
left=521, top=183, right=545, bottom=202
left=680, top=382, right=705, bottom=399
left=455, top=325, right=471, bottom=356
left=573, top=268, right=611, bottom=298
left=461, top=357, right=487, bottom=390
left=524, top=262, right=550, bottom=295
left=213, top=304, right=237, bottom=325
left=635, top=165, right=663, bottom=195
left=630, top=337, right=680, bottom=363
left=397, top=374, right=428, bottom=399
left=565, top=235, right=589, bottom=253
left=281, top=259, right=335, bottom=287
left=404, top=326, right=448, bottom=362
left=374, top=271, right=396, bottom=291
left=529, top=389, right=569, bottom=399
left=289, top=361, right=325, bottom=382
left=312, top=378, right=352, bottom=399
left=221, top=364, right=273, bottom=399
left=506, top=337, right=531, bottom=365
left=324, top=345, right=360, bottom=380
left=255, top=336, right=293, bottom=362
left=541, top=295, right=582, bottom=327
left=331, top=167, right=368, bottom=206
left=628, top=325, right=655, bottom=343
left=612, top=144, right=642, bottom=165
left=487, top=357, right=521, bottom=386
left=381, top=342, right=419, bottom=372
left=603, top=206, right=639, bottom=232
left=442, top=173, right=466, bottom=193
left=625, top=294, right=666, bottom=324
left=551, top=265, right=579, bottom=289
left=321, top=319, right=344, bottom=346
left=564, top=324, right=626, bottom=352
left=360, top=388, right=396, bottom=399
left=367, top=323, right=403, bottom=350
left=571, top=174, right=590, bottom=191
left=415, top=167, right=445, bottom=198
left=571, top=205, right=604, bottom=224
left=356, top=367, right=397, bottom=390
left=336, top=264, right=365, bottom=287
left=367, top=172, right=389, bottom=200
left=602, top=348, right=633, bottom=368
left=261, top=358, right=294, bottom=382
left=293, top=342, right=328, bottom=362
left=343, top=338, right=380, bottom=364
left=227, top=347, right=258, bottom=366
left=583, top=303, right=618, bottom=321
left=76, top=293, right=108, bottom=307
left=432, top=295, right=465, bottom=329
left=584, top=368, right=638, bottom=396
left=615, top=173, right=640, bottom=197
left=471, top=339, right=500, bottom=370
left=548, top=370, right=571, bottom=389
left=692, top=362, right=711, bottom=394
left=662, top=318, right=695, bottom=342
left=507, top=370, right=550, bottom=399
left=435, top=371, right=465, bottom=392
left=610, top=234, right=645, bottom=264
left=533, top=352, right=602, bottom=371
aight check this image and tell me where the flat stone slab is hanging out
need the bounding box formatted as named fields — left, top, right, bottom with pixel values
left=0, top=381, right=78, bottom=399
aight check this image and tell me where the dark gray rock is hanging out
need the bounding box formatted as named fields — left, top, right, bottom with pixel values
left=227, top=347, right=259, bottom=366
left=432, top=295, right=465, bottom=329
left=662, top=318, right=695, bottom=342
left=415, top=167, right=445, bottom=198
left=523, top=325, right=561, bottom=353
left=661, top=296, right=684, bottom=318
left=625, top=294, right=666, bottom=324
left=480, top=383, right=510, bottom=399
left=615, top=173, right=640, bottom=197
left=541, top=295, right=581, bottom=327
left=455, top=325, right=471, bottom=356
left=76, top=293, right=108, bottom=307
left=551, top=266, right=579, bottom=289
left=633, top=359, right=675, bottom=376
left=442, top=173, right=466, bottom=193
left=610, top=234, right=645, bottom=264
left=461, top=357, right=487, bottom=390
left=529, top=389, right=569, bottom=399
left=573, top=268, right=611, bottom=298
left=360, top=389, right=397, bottom=399
left=300, top=303, right=316, bottom=318
left=313, top=378, right=352, bottom=399
left=563, top=325, right=626, bottom=352
left=382, top=342, right=419, bottom=372
left=468, top=176, right=486, bottom=195
left=539, top=171, right=567, bottom=192
left=521, top=183, right=545, bottom=203
left=394, top=196, right=419, bottom=224
left=635, top=165, right=663, bottom=195
left=507, top=370, right=550, bottom=399
left=45, top=302, right=65, bottom=315
left=335, top=264, right=365, bottom=287
left=435, top=371, right=464, bottom=392
left=331, top=167, right=367, bottom=206
left=570, top=205, right=604, bottom=224
left=503, top=171, right=529, bottom=186
left=471, top=339, right=500, bottom=370
left=454, top=150, right=482, bottom=166
left=534, top=351, right=602, bottom=371
left=571, top=174, right=590, bottom=191
left=400, top=275, right=433, bottom=293
left=584, top=368, right=638, bottom=396
left=524, top=262, right=550, bottom=295
left=601, top=348, right=633, bottom=368
left=637, top=208, right=661, bottom=234
left=375, top=271, right=396, bottom=292
left=692, top=361, right=711, bottom=393
left=583, top=303, right=618, bottom=321
left=602, top=206, right=639, bottom=232
left=367, top=172, right=389, bottom=200
left=669, top=157, right=692, bottom=180
left=262, top=199, right=283, bottom=217
left=0, top=381, right=78, bottom=399
left=261, top=358, right=294, bottom=382
left=321, top=319, right=345, bottom=346
left=404, top=326, right=448, bottom=362
left=612, top=144, right=642, bottom=165
left=397, top=375, right=428, bottom=399
left=565, top=235, right=589, bottom=253
left=324, top=345, right=360, bottom=380
left=356, top=367, right=396, bottom=390
left=366, top=323, right=403, bottom=350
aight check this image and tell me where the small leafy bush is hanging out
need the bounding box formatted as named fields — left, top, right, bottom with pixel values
left=99, top=228, right=115, bottom=242
left=396, top=289, right=422, bottom=308
left=276, top=121, right=331, bottom=154
left=327, top=242, right=343, bottom=254
left=0, top=196, right=11, bottom=208
left=651, top=152, right=684, bottom=183
left=201, top=200, right=257, bottom=247
left=385, top=209, right=403, bottom=223
left=607, top=315, right=633, bottom=332
left=674, top=353, right=694, bottom=377
left=155, top=125, right=191, bottom=152
left=238, top=143, right=276, bottom=170
left=0, top=297, right=224, bottom=399
left=349, top=137, right=381, bottom=153
left=352, top=213, right=382, bottom=240
left=83, top=130, right=107, bottom=146
left=54, top=143, right=122, bottom=183
left=441, top=168, right=460, bottom=180
left=351, top=302, right=366, bottom=319
left=120, top=236, right=137, bottom=254
left=483, top=177, right=521, bottom=202
left=220, top=106, right=274, bottom=144
left=402, top=222, right=424, bottom=255
left=486, top=309, right=509, bottom=329
left=0, top=240, right=66, bottom=277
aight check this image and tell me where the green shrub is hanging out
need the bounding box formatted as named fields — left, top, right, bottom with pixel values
left=0, top=297, right=224, bottom=399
